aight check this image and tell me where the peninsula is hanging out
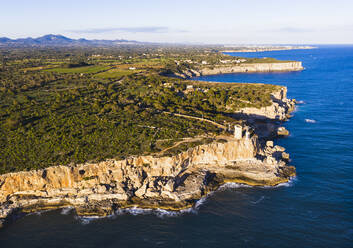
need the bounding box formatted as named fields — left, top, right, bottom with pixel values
left=0, top=41, right=299, bottom=228
left=160, top=51, right=303, bottom=78
left=221, top=45, right=316, bottom=53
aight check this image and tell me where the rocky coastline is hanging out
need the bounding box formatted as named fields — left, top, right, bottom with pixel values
left=173, top=62, right=303, bottom=78
left=220, top=46, right=316, bottom=53
left=0, top=87, right=296, bottom=228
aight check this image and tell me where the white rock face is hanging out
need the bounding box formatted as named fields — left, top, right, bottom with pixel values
left=0, top=134, right=294, bottom=224
left=0, top=86, right=297, bottom=227
left=235, top=87, right=296, bottom=121
left=199, top=62, right=303, bottom=75
left=174, top=62, right=303, bottom=79
left=266, top=141, right=274, bottom=147
left=234, top=125, right=243, bottom=139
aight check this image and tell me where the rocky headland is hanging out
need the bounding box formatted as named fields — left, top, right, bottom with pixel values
left=0, top=87, right=296, bottom=228
left=221, top=45, right=316, bottom=53
left=173, top=62, right=303, bottom=78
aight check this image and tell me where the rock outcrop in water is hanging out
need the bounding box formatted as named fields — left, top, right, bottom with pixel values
left=173, top=62, right=304, bottom=78
left=0, top=87, right=296, bottom=228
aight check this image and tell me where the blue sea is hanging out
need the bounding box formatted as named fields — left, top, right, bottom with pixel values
left=0, top=46, right=352, bottom=247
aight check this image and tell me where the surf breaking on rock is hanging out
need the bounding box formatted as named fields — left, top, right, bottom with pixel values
left=0, top=87, right=296, bottom=228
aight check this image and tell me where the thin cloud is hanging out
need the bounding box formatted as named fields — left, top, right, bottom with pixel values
left=271, top=25, right=353, bottom=33
left=274, top=27, right=315, bottom=33
left=69, top=26, right=187, bottom=34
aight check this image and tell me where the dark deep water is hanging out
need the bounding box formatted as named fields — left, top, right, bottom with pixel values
left=1, top=47, right=352, bottom=248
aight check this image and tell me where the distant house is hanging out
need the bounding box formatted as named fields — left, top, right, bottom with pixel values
left=163, top=82, right=173, bottom=88
left=220, top=60, right=231, bottom=64
left=129, top=67, right=136, bottom=70
left=201, top=61, right=208, bottom=65
left=235, top=59, right=247, bottom=63
left=184, top=85, right=195, bottom=94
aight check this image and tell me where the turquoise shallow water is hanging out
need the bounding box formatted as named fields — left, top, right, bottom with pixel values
left=0, top=47, right=352, bottom=247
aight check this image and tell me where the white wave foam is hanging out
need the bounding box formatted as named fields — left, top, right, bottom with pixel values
left=78, top=217, right=95, bottom=225
left=76, top=214, right=116, bottom=225
left=112, top=194, right=214, bottom=219
left=305, top=119, right=316, bottom=123
left=262, top=176, right=298, bottom=188
left=75, top=178, right=297, bottom=225
left=28, top=209, right=51, bottom=216
left=194, top=195, right=208, bottom=210
left=75, top=198, right=210, bottom=224
left=155, top=209, right=184, bottom=218
left=218, top=177, right=297, bottom=190
left=119, top=204, right=201, bottom=218
left=218, top=182, right=252, bottom=190
left=296, top=100, right=305, bottom=104
left=251, top=196, right=265, bottom=204
left=115, top=207, right=153, bottom=216
left=60, top=207, right=74, bottom=215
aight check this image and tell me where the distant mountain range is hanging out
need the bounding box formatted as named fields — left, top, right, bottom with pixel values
left=0, top=34, right=142, bottom=47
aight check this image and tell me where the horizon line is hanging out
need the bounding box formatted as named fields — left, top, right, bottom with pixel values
left=2, top=34, right=353, bottom=46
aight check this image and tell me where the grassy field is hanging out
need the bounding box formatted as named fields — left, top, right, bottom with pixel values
left=243, top=57, right=293, bottom=63
left=94, top=69, right=138, bottom=79
left=45, top=65, right=110, bottom=74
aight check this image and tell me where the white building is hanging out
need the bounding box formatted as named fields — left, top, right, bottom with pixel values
left=234, top=125, right=243, bottom=139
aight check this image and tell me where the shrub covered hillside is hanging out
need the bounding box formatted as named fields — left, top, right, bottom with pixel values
left=0, top=47, right=280, bottom=174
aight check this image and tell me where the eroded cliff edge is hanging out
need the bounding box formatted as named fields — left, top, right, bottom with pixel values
left=173, top=62, right=303, bottom=78
left=0, top=87, right=296, bottom=227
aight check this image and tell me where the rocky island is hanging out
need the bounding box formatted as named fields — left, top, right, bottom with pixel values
left=0, top=44, right=298, bottom=228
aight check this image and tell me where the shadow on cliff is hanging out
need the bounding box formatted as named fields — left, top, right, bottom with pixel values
left=226, top=111, right=286, bottom=144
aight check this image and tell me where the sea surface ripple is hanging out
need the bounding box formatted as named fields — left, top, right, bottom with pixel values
left=0, top=46, right=352, bottom=248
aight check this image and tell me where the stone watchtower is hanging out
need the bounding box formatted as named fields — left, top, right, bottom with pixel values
left=234, top=125, right=251, bottom=139
left=245, top=127, right=250, bottom=139
left=234, top=125, right=243, bottom=139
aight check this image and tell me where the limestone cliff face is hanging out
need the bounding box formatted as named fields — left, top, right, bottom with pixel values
left=0, top=135, right=294, bottom=226
left=0, top=87, right=297, bottom=227
left=200, top=62, right=303, bottom=75
left=174, top=62, right=303, bottom=78
left=235, top=87, right=296, bottom=121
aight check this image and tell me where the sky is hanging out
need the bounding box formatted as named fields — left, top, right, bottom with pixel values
left=1, top=0, right=353, bottom=44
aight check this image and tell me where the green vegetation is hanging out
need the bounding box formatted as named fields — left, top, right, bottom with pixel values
left=45, top=65, right=109, bottom=74
left=94, top=69, right=137, bottom=79
left=243, top=57, right=291, bottom=63
left=0, top=46, right=281, bottom=174
left=160, top=137, right=215, bottom=157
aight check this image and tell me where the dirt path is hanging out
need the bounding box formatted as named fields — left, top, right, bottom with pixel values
left=162, top=111, right=227, bottom=130
left=158, top=137, right=204, bottom=154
